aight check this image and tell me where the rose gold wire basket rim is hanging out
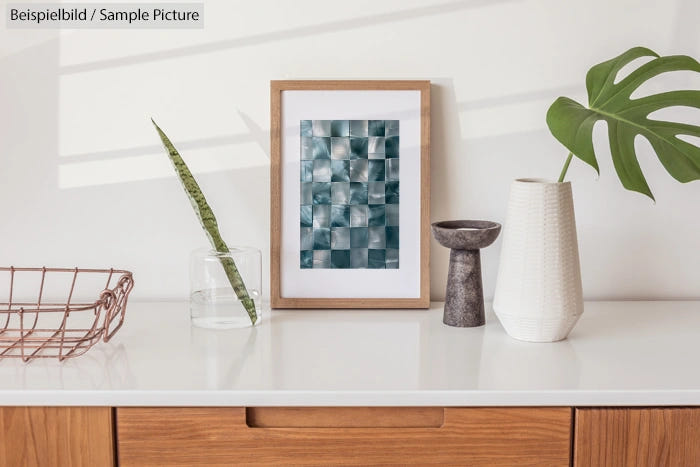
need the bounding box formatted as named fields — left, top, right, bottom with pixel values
left=0, top=266, right=134, bottom=362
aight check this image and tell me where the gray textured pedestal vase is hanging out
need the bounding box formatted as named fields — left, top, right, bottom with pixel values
left=432, top=220, right=501, bottom=327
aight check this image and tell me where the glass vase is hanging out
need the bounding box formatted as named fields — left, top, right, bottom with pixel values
left=190, top=246, right=262, bottom=329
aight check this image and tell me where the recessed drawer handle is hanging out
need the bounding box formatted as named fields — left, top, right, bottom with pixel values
left=246, top=407, right=445, bottom=428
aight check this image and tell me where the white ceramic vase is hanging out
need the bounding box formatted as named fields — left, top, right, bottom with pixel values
left=493, top=179, right=583, bottom=342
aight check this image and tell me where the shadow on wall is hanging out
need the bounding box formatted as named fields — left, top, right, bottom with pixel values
left=60, top=110, right=268, bottom=164
left=2, top=0, right=699, bottom=301
left=0, top=36, right=270, bottom=300
left=59, top=0, right=521, bottom=76
left=3, top=0, right=526, bottom=302
left=429, top=80, right=585, bottom=301
left=671, top=0, right=700, bottom=54
left=0, top=36, right=62, bottom=257
left=430, top=80, right=461, bottom=301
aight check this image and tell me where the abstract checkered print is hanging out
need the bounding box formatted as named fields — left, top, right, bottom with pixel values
left=300, top=120, right=399, bottom=269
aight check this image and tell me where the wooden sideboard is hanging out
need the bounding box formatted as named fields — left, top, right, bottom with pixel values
left=2, top=406, right=699, bottom=466
left=2, top=303, right=699, bottom=466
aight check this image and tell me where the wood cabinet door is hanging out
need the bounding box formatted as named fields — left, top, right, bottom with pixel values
left=117, top=406, right=572, bottom=466
left=0, top=407, right=114, bottom=467
left=574, top=408, right=700, bottom=467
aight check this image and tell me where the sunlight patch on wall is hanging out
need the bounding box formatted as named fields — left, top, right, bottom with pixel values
left=58, top=142, right=267, bottom=188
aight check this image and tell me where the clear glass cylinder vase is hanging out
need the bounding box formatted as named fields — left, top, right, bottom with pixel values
left=189, top=246, right=262, bottom=329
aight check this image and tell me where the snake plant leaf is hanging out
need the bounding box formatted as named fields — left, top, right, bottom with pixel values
left=547, top=46, right=700, bottom=199
left=151, top=119, right=257, bottom=324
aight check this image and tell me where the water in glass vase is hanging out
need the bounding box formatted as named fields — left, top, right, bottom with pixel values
left=189, top=245, right=263, bottom=329
left=190, top=288, right=261, bottom=329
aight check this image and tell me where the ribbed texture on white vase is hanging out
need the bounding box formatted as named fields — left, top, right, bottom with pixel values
left=493, top=179, right=583, bottom=342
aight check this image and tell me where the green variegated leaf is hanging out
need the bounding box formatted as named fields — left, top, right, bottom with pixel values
left=547, top=47, right=700, bottom=199
left=152, top=119, right=257, bottom=324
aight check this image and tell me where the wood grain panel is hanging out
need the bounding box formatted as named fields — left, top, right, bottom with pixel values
left=117, top=407, right=571, bottom=466
left=574, top=408, right=700, bottom=467
left=0, top=407, right=114, bottom=467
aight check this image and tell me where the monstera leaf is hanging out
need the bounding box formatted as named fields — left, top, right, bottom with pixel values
left=547, top=47, right=700, bottom=200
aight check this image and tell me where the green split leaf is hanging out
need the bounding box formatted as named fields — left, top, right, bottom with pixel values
left=547, top=46, right=700, bottom=200
left=151, top=119, right=257, bottom=324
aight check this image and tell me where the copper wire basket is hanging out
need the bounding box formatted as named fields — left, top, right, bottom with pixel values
left=0, top=267, right=134, bottom=362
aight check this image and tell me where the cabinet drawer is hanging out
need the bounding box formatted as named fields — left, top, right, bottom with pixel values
left=117, top=407, right=571, bottom=466
left=574, top=408, right=700, bottom=467
left=0, top=407, right=114, bottom=467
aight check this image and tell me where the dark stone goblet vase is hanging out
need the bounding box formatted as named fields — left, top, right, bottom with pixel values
left=431, top=220, right=501, bottom=327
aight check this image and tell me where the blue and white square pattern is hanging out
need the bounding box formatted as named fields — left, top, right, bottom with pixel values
left=300, top=119, right=399, bottom=269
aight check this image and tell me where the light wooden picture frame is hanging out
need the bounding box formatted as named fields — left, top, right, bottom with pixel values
left=270, top=80, right=430, bottom=308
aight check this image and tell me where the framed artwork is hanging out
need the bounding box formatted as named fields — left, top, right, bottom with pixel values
left=270, top=80, right=430, bottom=308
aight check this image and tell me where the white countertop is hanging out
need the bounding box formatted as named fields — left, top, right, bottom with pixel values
left=0, top=301, right=699, bottom=407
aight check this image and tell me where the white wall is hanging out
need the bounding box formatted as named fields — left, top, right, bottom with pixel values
left=1, top=0, right=699, bottom=302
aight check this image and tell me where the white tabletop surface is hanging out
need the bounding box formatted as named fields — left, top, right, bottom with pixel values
left=0, top=301, right=699, bottom=407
